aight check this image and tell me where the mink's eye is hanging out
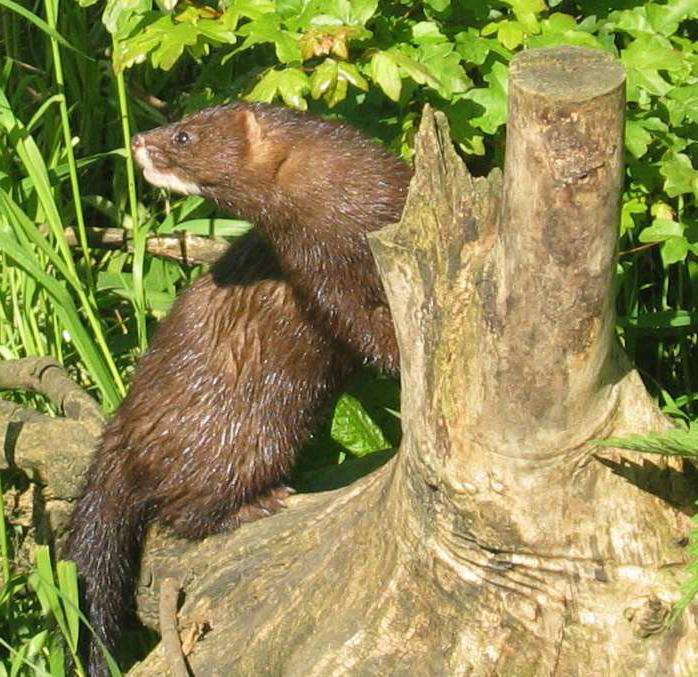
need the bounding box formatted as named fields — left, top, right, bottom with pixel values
left=173, top=131, right=190, bottom=146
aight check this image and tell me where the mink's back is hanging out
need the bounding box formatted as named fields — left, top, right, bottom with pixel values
left=85, top=232, right=352, bottom=537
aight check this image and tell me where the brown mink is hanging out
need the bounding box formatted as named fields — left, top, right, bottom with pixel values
left=64, top=102, right=412, bottom=676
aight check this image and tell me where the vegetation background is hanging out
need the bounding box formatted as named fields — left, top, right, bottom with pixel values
left=0, top=0, right=697, bottom=673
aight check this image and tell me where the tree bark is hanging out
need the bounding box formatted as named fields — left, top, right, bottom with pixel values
left=126, top=46, right=697, bottom=675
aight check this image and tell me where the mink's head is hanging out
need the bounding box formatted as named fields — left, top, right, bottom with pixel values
left=133, top=101, right=412, bottom=233
left=131, top=103, right=290, bottom=205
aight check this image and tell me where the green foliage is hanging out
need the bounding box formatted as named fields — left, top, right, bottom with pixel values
left=0, top=477, right=121, bottom=675
left=596, top=427, right=698, bottom=622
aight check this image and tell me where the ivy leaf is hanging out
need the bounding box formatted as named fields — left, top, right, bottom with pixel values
left=667, top=84, right=698, bottom=126
left=607, top=7, right=654, bottom=36
left=620, top=197, right=646, bottom=236
left=625, top=120, right=653, bottom=159
left=454, top=29, right=490, bottom=65
left=331, top=394, right=391, bottom=457
left=542, top=12, right=578, bottom=32
left=276, top=0, right=309, bottom=19
left=661, top=236, right=689, bottom=265
left=103, top=0, right=149, bottom=35
left=463, top=60, right=508, bottom=134
left=370, top=51, right=402, bottom=101
left=639, top=218, right=684, bottom=243
left=412, top=21, right=447, bottom=44
left=490, top=20, right=525, bottom=51
left=501, top=0, right=545, bottom=33
left=275, top=31, right=302, bottom=63
left=660, top=153, right=698, bottom=198
left=622, top=34, right=684, bottom=72
left=425, top=0, right=451, bottom=11
left=238, top=13, right=301, bottom=64
left=325, top=75, right=348, bottom=107
left=624, top=116, right=667, bottom=159
left=391, top=50, right=441, bottom=89
left=421, top=51, right=471, bottom=97
left=646, top=0, right=698, bottom=37
left=151, top=22, right=199, bottom=70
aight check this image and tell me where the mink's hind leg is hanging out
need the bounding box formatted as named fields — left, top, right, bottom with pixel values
left=168, top=486, right=295, bottom=540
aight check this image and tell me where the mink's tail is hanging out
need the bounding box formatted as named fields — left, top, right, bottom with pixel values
left=63, top=455, right=148, bottom=677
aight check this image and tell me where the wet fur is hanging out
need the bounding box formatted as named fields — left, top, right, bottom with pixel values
left=65, top=103, right=412, bottom=675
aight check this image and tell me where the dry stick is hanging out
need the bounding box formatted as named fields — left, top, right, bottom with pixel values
left=47, top=226, right=230, bottom=265
left=0, top=357, right=104, bottom=430
left=159, top=578, right=190, bottom=677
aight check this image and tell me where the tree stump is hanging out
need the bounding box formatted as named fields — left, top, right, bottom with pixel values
left=125, top=46, right=697, bottom=674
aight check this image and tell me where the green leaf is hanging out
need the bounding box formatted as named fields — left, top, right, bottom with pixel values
left=151, top=22, right=199, bottom=71
left=102, top=0, right=149, bottom=35
left=622, top=34, right=684, bottom=72
left=310, top=58, right=339, bottom=99
left=325, top=76, right=348, bottom=107
left=56, top=561, right=80, bottom=653
left=391, top=51, right=441, bottom=89
left=542, top=12, right=578, bottom=33
left=336, top=62, right=368, bottom=91
left=667, top=84, right=698, bottom=126
left=277, top=68, right=310, bottom=109
left=503, top=0, right=545, bottom=32
left=425, top=0, right=450, bottom=11
left=625, top=119, right=653, bottom=158
left=660, top=153, right=698, bottom=198
left=625, top=66, right=673, bottom=99
left=620, top=197, right=646, bottom=236
left=370, top=51, right=402, bottom=101
left=454, top=29, right=491, bottom=65
left=483, top=19, right=525, bottom=50
left=638, top=218, right=684, bottom=243
left=247, top=69, right=281, bottom=102
left=331, top=394, right=391, bottom=457
left=417, top=46, right=471, bottom=97
left=349, top=0, right=378, bottom=24
left=661, top=236, right=689, bottom=265
left=646, top=0, right=698, bottom=37
left=463, top=61, right=508, bottom=134
left=607, top=6, right=654, bottom=36
left=274, top=31, right=302, bottom=63
left=412, top=21, right=446, bottom=44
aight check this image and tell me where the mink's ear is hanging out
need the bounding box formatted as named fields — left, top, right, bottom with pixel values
left=239, top=109, right=264, bottom=148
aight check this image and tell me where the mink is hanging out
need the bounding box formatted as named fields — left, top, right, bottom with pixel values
left=64, top=102, right=412, bottom=676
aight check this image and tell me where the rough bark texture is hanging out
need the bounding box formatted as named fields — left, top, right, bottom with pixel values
left=124, top=47, right=697, bottom=675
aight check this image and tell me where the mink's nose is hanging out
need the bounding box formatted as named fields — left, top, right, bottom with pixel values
left=131, top=134, right=145, bottom=154
left=131, top=134, right=149, bottom=168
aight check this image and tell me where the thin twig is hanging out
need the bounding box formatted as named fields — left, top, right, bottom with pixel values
left=159, top=578, right=190, bottom=677
left=47, top=226, right=229, bottom=265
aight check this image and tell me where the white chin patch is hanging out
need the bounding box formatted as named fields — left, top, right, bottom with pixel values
left=134, top=146, right=201, bottom=196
